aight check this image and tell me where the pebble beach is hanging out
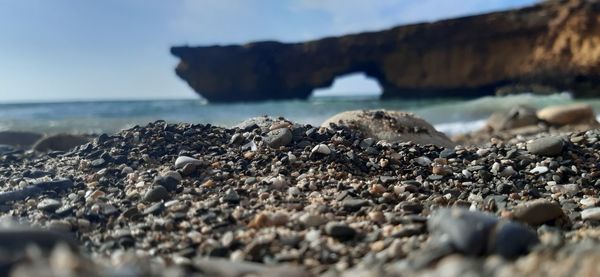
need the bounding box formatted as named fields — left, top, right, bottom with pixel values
left=1, top=105, right=600, bottom=276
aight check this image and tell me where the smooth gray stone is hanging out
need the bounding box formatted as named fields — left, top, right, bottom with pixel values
left=527, top=136, right=564, bottom=156
left=264, top=128, right=293, bottom=148
left=428, top=208, right=497, bottom=256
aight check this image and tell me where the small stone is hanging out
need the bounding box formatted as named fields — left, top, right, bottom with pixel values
left=359, top=138, right=376, bottom=149
left=230, top=133, right=244, bottom=145
left=527, top=137, right=564, bottom=156
left=271, top=212, right=289, bottom=226
left=311, top=144, right=331, bottom=155
left=512, top=199, right=564, bottom=225
left=174, top=156, right=202, bottom=169
left=580, top=197, right=599, bottom=208
left=342, top=198, right=369, bottom=212
left=428, top=208, right=538, bottom=257
left=91, top=158, right=106, bottom=167
left=529, top=166, right=549, bottom=174
left=264, top=128, right=293, bottom=148
left=581, top=207, right=600, bottom=221
left=299, top=213, right=326, bottom=227
left=499, top=166, right=516, bottom=177
left=37, top=199, right=61, bottom=212
left=153, top=175, right=179, bottom=192
left=248, top=213, right=271, bottom=229
left=222, top=189, right=240, bottom=204
left=325, top=222, right=356, bottom=241
left=269, top=176, right=288, bottom=190
left=143, top=185, right=169, bottom=203
left=368, top=211, right=385, bottom=224
left=143, top=202, right=165, bottom=215
left=414, top=157, right=432, bottom=166
left=550, top=184, right=579, bottom=195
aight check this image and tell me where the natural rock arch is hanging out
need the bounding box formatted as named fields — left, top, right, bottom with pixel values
left=311, top=72, right=382, bottom=97
left=172, top=0, right=600, bottom=103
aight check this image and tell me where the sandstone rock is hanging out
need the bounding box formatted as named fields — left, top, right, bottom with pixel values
left=512, top=199, right=565, bottom=226
left=321, top=110, right=455, bottom=148
left=0, top=131, right=43, bottom=148
left=33, top=134, right=90, bottom=152
left=487, top=106, right=538, bottom=131
left=537, top=103, right=598, bottom=126
left=172, top=0, right=600, bottom=102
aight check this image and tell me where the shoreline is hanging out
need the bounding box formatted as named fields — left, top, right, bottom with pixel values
left=1, top=110, right=600, bottom=276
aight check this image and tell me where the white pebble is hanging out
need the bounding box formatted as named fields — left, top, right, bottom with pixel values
left=581, top=207, right=600, bottom=220
left=311, top=144, right=331, bottom=155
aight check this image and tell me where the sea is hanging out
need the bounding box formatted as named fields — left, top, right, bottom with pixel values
left=2, top=92, right=600, bottom=137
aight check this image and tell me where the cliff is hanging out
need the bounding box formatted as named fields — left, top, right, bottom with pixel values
left=171, top=0, right=600, bottom=103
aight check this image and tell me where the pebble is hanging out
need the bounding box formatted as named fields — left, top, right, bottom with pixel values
left=325, top=222, right=357, bottom=241
left=174, top=156, right=202, bottom=169
left=37, top=198, right=62, bottom=212
left=311, top=144, right=331, bottom=155
left=512, top=199, right=564, bottom=225
left=581, top=207, right=600, bottom=220
left=527, top=136, right=564, bottom=156
left=428, top=208, right=538, bottom=258
left=142, top=185, right=169, bottom=203
left=299, top=213, right=326, bottom=227
left=529, top=166, right=549, bottom=174
left=264, top=128, right=293, bottom=148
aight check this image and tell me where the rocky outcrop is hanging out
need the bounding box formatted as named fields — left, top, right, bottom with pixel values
left=171, top=0, right=600, bottom=102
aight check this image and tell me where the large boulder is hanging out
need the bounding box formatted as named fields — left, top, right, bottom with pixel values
left=321, top=110, right=455, bottom=148
left=0, top=131, right=43, bottom=148
left=32, top=134, right=90, bottom=152
left=486, top=105, right=539, bottom=131
left=537, top=103, right=598, bottom=126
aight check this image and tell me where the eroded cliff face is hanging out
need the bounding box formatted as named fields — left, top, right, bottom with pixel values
left=171, top=0, right=600, bottom=102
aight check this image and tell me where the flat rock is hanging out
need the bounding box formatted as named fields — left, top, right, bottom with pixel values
left=321, top=110, right=455, bottom=148
left=537, top=103, right=598, bottom=126
left=512, top=199, right=565, bottom=225
left=527, top=136, right=564, bottom=156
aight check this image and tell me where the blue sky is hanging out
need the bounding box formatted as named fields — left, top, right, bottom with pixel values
left=0, top=0, right=538, bottom=103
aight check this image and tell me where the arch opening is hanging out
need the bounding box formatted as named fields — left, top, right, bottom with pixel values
left=311, top=72, right=382, bottom=98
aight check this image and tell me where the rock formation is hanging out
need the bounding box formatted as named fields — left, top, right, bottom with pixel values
left=171, top=0, right=600, bottom=102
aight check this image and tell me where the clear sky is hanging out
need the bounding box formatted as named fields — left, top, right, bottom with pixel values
left=0, top=0, right=538, bottom=103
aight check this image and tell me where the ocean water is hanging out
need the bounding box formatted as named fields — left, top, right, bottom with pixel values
left=1, top=93, right=599, bottom=136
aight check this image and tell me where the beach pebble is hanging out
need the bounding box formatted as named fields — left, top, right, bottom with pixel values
left=529, top=166, right=549, bottom=174
left=428, top=208, right=537, bottom=258
left=527, top=136, right=564, bottom=156
left=414, top=157, right=432, bottom=166
left=550, top=184, right=579, bottom=195
left=580, top=197, right=599, bottom=208
left=512, top=199, right=564, bottom=225
left=325, top=222, right=356, bottom=241
left=581, top=208, right=600, bottom=221
left=311, top=144, right=331, bottom=155
left=37, top=198, right=62, bottom=212
left=143, top=185, right=169, bottom=203
left=174, top=156, right=202, bottom=169
left=264, top=128, right=292, bottom=148
left=153, top=175, right=179, bottom=192
left=299, top=213, right=326, bottom=227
